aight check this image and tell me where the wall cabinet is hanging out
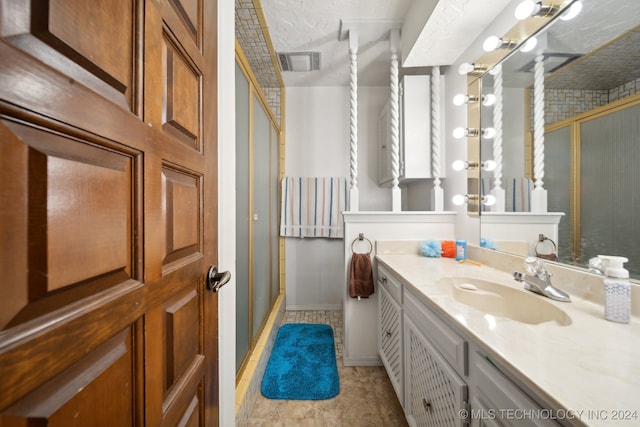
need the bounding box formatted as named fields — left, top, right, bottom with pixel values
left=377, top=75, right=435, bottom=186
left=377, top=264, right=563, bottom=427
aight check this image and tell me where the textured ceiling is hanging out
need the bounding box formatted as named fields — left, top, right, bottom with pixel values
left=237, top=0, right=640, bottom=92
left=261, top=0, right=412, bottom=87
left=238, top=0, right=517, bottom=88
left=260, top=0, right=517, bottom=87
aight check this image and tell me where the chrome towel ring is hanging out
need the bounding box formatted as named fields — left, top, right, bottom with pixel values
left=351, top=233, right=373, bottom=254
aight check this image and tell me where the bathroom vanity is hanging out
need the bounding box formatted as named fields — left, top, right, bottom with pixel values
left=376, top=243, right=639, bottom=427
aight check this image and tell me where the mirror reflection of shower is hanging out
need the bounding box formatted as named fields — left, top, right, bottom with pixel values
left=479, top=0, right=640, bottom=279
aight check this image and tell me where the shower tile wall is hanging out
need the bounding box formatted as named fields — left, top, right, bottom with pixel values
left=544, top=77, right=640, bottom=125
left=235, top=0, right=281, bottom=124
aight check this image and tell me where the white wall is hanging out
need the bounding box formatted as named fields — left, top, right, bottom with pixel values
left=281, top=0, right=527, bottom=309
left=217, top=0, right=235, bottom=424
left=284, top=86, right=392, bottom=310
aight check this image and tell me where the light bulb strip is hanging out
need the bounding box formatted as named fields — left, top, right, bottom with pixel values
left=536, top=3, right=560, bottom=17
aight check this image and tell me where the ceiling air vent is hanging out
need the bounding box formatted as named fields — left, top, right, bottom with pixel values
left=520, top=53, right=582, bottom=74
left=277, top=52, right=321, bottom=72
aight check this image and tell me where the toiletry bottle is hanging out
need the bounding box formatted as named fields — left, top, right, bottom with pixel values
left=598, top=255, right=630, bottom=323
left=455, top=239, right=467, bottom=261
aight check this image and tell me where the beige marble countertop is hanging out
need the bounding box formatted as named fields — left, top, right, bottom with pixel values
left=375, top=250, right=640, bottom=427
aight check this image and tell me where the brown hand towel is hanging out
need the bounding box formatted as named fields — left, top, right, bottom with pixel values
left=349, top=253, right=374, bottom=298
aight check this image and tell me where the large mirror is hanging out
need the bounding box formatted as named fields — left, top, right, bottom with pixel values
left=479, top=0, right=640, bottom=279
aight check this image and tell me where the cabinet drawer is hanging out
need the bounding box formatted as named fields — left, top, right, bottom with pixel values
left=378, top=265, right=402, bottom=303
left=473, top=353, right=560, bottom=427
left=404, top=287, right=467, bottom=376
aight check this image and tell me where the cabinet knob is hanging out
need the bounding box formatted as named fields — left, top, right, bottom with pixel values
left=385, top=330, right=392, bottom=337
left=382, top=276, right=387, bottom=283
left=422, top=398, right=432, bottom=412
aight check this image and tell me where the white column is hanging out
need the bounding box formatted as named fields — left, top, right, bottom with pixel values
left=430, top=66, right=444, bottom=211
left=389, top=29, right=401, bottom=212
left=531, top=53, right=547, bottom=212
left=348, top=30, right=359, bottom=211
left=490, top=64, right=505, bottom=212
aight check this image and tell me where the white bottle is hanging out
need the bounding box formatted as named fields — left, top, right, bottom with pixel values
left=598, top=255, right=631, bottom=323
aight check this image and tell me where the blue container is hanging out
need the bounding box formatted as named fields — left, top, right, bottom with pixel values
left=455, top=239, right=467, bottom=261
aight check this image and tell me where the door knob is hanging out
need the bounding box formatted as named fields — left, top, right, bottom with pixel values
left=207, top=265, right=231, bottom=292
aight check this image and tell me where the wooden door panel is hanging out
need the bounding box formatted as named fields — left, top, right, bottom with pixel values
left=0, top=118, right=140, bottom=329
left=0, top=279, right=145, bottom=412
left=161, top=283, right=205, bottom=426
left=165, top=285, right=201, bottom=389
left=163, top=32, right=202, bottom=150
left=2, top=328, right=137, bottom=427
left=166, top=0, right=200, bottom=41
left=2, top=328, right=138, bottom=427
left=1, top=0, right=139, bottom=111
left=162, top=166, right=201, bottom=270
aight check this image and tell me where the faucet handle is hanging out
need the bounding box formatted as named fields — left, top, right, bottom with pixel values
left=524, top=256, right=544, bottom=274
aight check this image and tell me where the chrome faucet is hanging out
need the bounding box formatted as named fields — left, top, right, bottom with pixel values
left=513, top=257, right=571, bottom=302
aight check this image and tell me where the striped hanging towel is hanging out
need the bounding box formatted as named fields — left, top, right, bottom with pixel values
left=481, top=176, right=533, bottom=212
left=506, top=177, right=533, bottom=212
left=280, top=177, right=348, bottom=238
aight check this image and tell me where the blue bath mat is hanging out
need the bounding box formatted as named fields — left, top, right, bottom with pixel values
left=261, top=323, right=340, bottom=400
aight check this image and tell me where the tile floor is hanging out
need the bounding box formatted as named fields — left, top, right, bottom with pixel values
left=247, top=310, right=409, bottom=426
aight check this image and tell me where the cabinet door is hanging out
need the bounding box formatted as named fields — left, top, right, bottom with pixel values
left=379, top=285, right=403, bottom=404
left=401, top=75, right=431, bottom=180
left=377, top=100, right=394, bottom=185
left=404, top=315, right=468, bottom=427
left=473, top=354, right=560, bottom=427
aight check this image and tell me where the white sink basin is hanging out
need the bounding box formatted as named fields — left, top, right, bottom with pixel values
left=438, top=277, right=572, bottom=326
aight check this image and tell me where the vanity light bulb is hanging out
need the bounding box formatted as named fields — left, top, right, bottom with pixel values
left=453, top=94, right=468, bottom=106
left=483, top=195, right=497, bottom=206
left=483, top=160, right=497, bottom=172
left=560, top=1, right=582, bottom=20
left=458, top=62, right=475, bottom=75
left=483, top=36, right=502, bottom=52
left=452, top=160, right=467, bottom=171
left=452, top=194, right=468, bottom=206
left=515, top=0, right=538, bottom=20
left=482, top=94, right=496, bottom=106
left=520, top=37, right=538, bottom=53
left=482, top=128, right=496, bottom=139
left=453, top=127, right=467, bottom=139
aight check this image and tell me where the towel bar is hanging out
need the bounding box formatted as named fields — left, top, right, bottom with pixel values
left=351, top=233, right=373, bottom=254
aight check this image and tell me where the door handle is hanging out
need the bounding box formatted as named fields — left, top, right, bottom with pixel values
left=206, top=265, right=231, bottom=292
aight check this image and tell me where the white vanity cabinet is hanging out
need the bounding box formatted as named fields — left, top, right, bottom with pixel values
left=377, top=265, right=404, bottom=405
left=377, top=263, right=565, bottom=427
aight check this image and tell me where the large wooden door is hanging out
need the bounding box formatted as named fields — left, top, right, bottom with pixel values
left=0, top=1, right=219, bottom=425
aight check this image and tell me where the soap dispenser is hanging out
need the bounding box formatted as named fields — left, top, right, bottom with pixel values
left=597, top=255, right=630, bottom=323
